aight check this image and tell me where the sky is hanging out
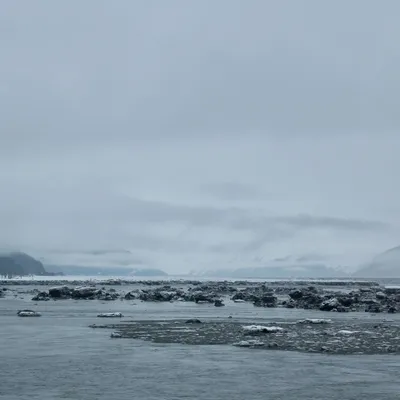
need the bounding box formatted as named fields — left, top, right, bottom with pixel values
left=1, top=1, right=400, bottom=273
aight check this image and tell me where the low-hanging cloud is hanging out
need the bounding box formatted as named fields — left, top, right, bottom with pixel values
left=1, top=1, right=400, bottom=272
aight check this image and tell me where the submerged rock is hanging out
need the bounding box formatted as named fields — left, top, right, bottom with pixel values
left=97, top=312, right=123, bottom=318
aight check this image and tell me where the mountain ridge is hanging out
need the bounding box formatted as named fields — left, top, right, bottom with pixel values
left=0, top=252, right=47, bottom=277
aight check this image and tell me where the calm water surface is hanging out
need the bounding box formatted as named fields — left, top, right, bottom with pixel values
left=1, top=295, right=399, bottom=399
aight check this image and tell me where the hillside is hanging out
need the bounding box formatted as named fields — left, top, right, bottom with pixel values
left=0, top=252, right=47, bottom=277
left=354, top=246, right=400, bottom=278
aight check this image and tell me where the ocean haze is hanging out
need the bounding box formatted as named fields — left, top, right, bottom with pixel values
left=1, top=1, right=400, bottom=273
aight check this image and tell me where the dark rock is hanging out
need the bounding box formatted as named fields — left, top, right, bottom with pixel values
left=185, top=319, right=202, bottom=324
left=71, top=286, right=97, bottom=299
left=214, top=299, right=225, bottom=307
left=253, top=294, right=277, bottom=308
left=376, top=291, right=387, bottom=300
left=193, top=292, right=214, bottom=303
left=31, top=291, right=50, bottom=301
left=231, top=292, right=246, bottom=301
left=285, top=300, right=296, bottom=309
left=289, top=289, right=303, bottom=300
left=385, top=288, right=400, bottom=295
left=49, top=286, right=71, bottom=298
left=338, top=296, right=354, bottom=307
left=366, top=304, right=382, bottom=313
left=124, top=291, right=137, bottom=300
left=319, top=298, right=340, bottom=311
left=139, top=289, right=179, bottom=302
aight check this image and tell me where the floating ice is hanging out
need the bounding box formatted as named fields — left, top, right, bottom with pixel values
left=233, top=340, right=265, bottom=347
left=110, top=332, right=122, bottom=338
left=17, top=310, right=41, bottom=317
left=338, top=330, right=358, bottom=335
left=242, top=325, right=284, bottom=333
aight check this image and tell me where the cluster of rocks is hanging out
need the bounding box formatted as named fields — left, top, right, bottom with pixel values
left=89, top=318, right=400, bottom=355
left=282, top=286, right=400, bottom=313
left=32, top=286, right=119, bottom=301
left=2, top=278, right=380, bottom=287
left=230, top=285, right=400, bottom=313
left=31, top=284, right=227, bottom=307
left=126, top=285, right=227, bottom=307
left=27, top=281, right=400, bottom=313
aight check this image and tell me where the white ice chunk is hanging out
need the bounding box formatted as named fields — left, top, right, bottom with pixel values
left=338, top=330, right=358, bottom=335
left=233, top=340, right=265, bottom=347
left=242, top=325, right=284, bottom=333
left=97, top=312, right=123, bottom=318
left=17, top=310, right=41, bottom=317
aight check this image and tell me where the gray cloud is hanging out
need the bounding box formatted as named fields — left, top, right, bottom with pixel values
left=1, top=1, right=400, bottom=272
left=202, top=182, right=269, bottom=201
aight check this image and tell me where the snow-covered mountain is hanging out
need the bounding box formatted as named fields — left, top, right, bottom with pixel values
left=354, top=246, right=400, bottom=278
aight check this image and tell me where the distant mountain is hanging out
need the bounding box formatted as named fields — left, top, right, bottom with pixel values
left=198, top=264, right=349, bottom=279
left=45, top=265, right=168, bottom=277
left=354, top=246, right=400, bottom=278
left=45, top=265, right=133, bottom=276
left=130, top=268, right=168, bottom=277
left=0, top=252, right=47, bottom=277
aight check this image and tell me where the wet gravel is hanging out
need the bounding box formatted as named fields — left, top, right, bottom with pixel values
left=90, top=318, right=400, bottom=355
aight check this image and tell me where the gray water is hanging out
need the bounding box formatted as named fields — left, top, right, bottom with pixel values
left=1, top=296, right=400, bottom=399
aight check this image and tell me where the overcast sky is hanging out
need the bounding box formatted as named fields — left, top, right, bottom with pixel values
left=1, top=1, right=400, bottom=273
